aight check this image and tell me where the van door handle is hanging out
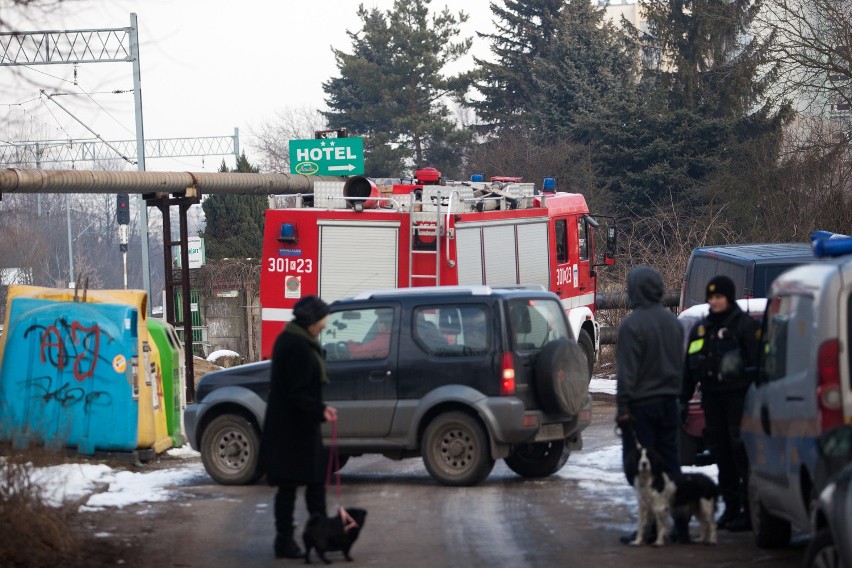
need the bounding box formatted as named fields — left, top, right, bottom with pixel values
left=760, top=406, right=772, bottom=436
left=369, top=370, right=391, bottom=381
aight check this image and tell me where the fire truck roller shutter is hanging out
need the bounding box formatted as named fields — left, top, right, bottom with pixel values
left=317, top=221, right=399, bottom=301
left=455, top=219, right=548, bottom=288
left=516, top=221, right=549, bottom=288
left=343, top=176, right=380, bottom=209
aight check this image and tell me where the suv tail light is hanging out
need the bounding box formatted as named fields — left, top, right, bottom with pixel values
left=817, top=339, right=843, bottom=431
left=500, top=352, right=516, bottom=396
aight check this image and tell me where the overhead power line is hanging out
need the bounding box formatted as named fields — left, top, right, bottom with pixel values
left=0, top=130, right=241, bottom=167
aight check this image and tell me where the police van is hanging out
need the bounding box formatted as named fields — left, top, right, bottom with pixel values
left=742, top=233, right=852, bottom=549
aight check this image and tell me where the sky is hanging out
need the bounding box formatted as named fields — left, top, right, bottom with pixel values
left=16, top=379, right=718, bottom=516
left=1, top=1, right=496, bottom=173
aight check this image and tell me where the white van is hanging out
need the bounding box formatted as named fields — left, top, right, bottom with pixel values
left=742, top=235, right=852, bottom=549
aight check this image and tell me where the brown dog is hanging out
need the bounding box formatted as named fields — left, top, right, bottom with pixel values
left=302, top=507, right=367, bottom=564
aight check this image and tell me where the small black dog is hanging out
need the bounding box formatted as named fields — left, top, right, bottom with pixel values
left=671, top=472, right=719, bottom=544
left=303, top=507, right=367, bottom=564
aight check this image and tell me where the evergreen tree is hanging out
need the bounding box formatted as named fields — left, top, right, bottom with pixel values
left=574, top=0, right=793, bottom=217
left=527, top=0, right=639, bottom=140
left=322, top=0, right=474, bottom=177
left=200, top=153, right=267, bottom=259
left=641, top=0, right=781, bottom=117
left=472, top=0, right=563, bottom=133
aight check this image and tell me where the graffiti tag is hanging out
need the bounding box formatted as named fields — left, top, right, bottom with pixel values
left=24, top=318, right=114, bottom=382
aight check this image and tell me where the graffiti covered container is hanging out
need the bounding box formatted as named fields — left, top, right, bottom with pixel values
left=0, top=298, right=140, bottom=453
left=0, top=285, right=172, bottom=454
left=147, top=319, right=185, bottom=446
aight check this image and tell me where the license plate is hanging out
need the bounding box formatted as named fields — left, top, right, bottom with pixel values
left=535, top=423, right=564, bottom=441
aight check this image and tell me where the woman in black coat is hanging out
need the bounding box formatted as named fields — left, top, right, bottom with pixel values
left=260, top=295, right=337, bottom=559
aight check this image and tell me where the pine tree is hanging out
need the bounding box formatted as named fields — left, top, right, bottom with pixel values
left=472, top=0, right=564, bottom=133
left=200, top=153, right=267, bottom=259
left=573, top=0, right=793, bottom=217
left=322, top=0, right=473, bottom=176
left=526, top=0, right=639, bottom=140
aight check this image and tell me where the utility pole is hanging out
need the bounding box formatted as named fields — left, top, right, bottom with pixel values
left=2, top=14, right=149, bottom=311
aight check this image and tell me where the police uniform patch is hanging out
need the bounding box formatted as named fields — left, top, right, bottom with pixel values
left=697, top=325, right=705, bottom=337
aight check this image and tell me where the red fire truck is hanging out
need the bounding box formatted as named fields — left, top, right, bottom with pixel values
left=259, top=168, right=616, bottom=369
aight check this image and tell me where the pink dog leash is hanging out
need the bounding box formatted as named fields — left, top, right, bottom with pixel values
left=325, top=419, right=359, bottom=532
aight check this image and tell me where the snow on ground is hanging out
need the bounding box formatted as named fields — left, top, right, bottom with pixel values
left=18, top=446, right=205, bottom=511
left=10, top=375, right=713, bottom=513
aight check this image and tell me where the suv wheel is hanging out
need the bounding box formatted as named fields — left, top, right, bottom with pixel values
left=535, top=338, right=590, bottom=415
left=505, top=440, right=570, bottom=478
left=749, top=472, right=791, bottom=548
left=201, top=414, right=262, bottom=485
left=422, top=411, right=495, bottom=486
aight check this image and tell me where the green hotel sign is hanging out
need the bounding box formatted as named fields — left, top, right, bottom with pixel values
left=289, top=137, right=364, bottom=176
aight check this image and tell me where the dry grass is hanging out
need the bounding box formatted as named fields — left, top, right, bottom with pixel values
left=0, top=449, right=80, bottom=567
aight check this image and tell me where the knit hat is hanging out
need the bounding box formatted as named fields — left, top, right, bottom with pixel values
left=706, top=275, right=736, bottom=304
left=292, top=295, right=329, bottom=327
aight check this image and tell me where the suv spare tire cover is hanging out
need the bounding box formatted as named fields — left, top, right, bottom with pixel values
left=535, top=338, right=590, bottom=415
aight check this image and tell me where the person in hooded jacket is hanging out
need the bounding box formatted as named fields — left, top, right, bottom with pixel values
left=260, top=295, right=338, bottom=559
left=681, top=275, right=760, bottom=532
left=616, top=266, right=685, bottom=543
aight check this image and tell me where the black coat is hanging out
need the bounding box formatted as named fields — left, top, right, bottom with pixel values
left=260, top=323, right=328, bottom=485
left=682, top=304, right=760, bottom=399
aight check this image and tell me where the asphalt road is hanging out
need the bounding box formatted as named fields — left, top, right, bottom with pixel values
left=85, top=396, right=808, bottom=568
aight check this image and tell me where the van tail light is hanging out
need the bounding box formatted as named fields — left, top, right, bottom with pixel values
left=500, top=352, right=516, bottom=396
left=817, top=339, right=843, bottom=431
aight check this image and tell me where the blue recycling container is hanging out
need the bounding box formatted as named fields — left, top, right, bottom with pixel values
left=0, top=298, right=140, bottom=454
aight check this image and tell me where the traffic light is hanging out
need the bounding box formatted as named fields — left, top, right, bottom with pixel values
left=116, top=193, right=130, bottom=225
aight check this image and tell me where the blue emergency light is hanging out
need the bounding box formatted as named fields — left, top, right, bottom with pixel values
left=278, top=223, right=298, bottom=243
left=542, top=178, right=557, bottom=191
left=470, top=173, right=484, bottom=182
left=811, top=231, right=852, bottom=258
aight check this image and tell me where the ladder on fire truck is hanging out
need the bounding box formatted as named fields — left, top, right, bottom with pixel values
left=408, top=189, right=459, bottom=287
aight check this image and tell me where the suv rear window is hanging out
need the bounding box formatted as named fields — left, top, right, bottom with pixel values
left=509, top=298, right=571, bottom=351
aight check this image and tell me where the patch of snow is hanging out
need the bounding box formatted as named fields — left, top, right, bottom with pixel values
left=207, top=349, right=239, bottom=362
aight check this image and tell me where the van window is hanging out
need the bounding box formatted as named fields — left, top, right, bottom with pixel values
left=713, top=261, right=745, bottom=298
left=754, top=264, right=801, bottom=298
left=761, top=294, right=815, bottom=383
left=761, top=296, right=788, bottom=382
left=685, top=257, right=717, bottom=307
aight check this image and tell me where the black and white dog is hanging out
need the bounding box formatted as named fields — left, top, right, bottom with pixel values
left=621, top=423, right=718, bottom=546
left=624, top=445, right=676, bottom=546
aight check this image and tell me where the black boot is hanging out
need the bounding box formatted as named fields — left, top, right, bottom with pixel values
left=274, top=531, right=304, bottom=559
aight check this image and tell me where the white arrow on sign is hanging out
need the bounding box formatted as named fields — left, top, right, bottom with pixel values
left=328, top=164, right=357, bottom=172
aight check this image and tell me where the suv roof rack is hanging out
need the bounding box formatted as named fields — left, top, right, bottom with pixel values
left=350, top=284, right=550, bottom=300
left=351, top=285, right=495, bottom=300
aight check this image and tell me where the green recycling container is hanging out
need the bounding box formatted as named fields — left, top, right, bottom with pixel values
left=147, top=319, right=185, bottom=447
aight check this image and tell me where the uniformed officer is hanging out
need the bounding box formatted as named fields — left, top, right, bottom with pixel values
left=682, top=275, right=760, bottom=532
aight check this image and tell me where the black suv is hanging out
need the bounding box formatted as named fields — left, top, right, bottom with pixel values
left=184, top=286, right=592, bottom=486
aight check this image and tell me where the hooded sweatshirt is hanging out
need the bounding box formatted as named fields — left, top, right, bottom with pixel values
left=615, top=266, right=684, bottom=416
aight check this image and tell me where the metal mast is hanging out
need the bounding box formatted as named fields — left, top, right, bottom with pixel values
left=1, top=13, right=154, bottom=306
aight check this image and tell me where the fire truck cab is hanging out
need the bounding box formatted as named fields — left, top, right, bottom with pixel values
left=259, top=169, right=615, bottom=370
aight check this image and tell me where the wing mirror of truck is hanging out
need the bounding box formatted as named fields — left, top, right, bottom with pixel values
left=590, top=215, right=617, bottom=268
left=605, top=225, right=617, bottom=266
